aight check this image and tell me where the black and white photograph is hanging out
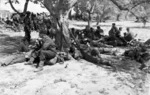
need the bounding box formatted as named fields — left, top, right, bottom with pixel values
left=0, top=0, right=150, bottom=95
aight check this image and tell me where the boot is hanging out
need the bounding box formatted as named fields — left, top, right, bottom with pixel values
left=49, top=56, right=58, bottom=65
left=24, top=57, right=34, bottom=65
left=34, top=61, right=44, bottom=72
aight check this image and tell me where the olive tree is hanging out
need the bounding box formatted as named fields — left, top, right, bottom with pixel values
left=43, top=0, right=77, bottom=51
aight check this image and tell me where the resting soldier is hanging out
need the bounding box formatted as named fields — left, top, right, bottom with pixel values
left=124, top=44, right=150, bottom=70
left=83, top=26, right=90, bottom=38
left=124, top=27, right=137, bottom=42
left=94, top=26, right=104, bottom=40
left=109, top=23, right=118, bottom=40
left=25, top=31, right=58, bottom=72
left=36, top=32, right=58, bottom=71
left=78, top=42, right=113, bottom=67
left=107, top=23, right=119, bottom=46
left=116, top=27, right=127, bottom=46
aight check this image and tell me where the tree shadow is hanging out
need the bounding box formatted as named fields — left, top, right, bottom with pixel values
left=0, top=34, right=9, bottom=38
left=130, top=26, right=150, bottom=29
left=73, top=23, right=122, bottom=28
left=0, top=35, right=24, bottom=54
left=82, top=53, right=143, bottom=74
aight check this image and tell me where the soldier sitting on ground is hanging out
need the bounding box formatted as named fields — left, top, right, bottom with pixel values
left=124, top=27, right=137, bottom=42
left=25, top=31, right=58, bottom=72
left=83, top=25, right=91, bottom=39
left=94, top=26, right=104, bottom=40
left=116, top=27, right=127, bottom=46
left=107, top=23, right=119, bottom=46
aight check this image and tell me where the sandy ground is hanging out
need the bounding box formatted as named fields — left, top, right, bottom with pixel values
left=0, top=21, right=150, bottom=95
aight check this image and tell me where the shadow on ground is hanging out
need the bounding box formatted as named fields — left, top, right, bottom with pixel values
left=130, top=26, right=150, bottom=29
left=0, top=34, right=24, bottom=54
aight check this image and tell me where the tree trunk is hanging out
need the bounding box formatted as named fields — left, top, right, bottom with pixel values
left=116, top=14, right=120, bottom=21
left=23, top=0, right=30, bottom=13
left=88, top=11, right=91, bottom=27
left=125, top=11, right=129, bottom=20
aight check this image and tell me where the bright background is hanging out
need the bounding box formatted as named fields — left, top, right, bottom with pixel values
left=0, top=0, right=48, bottom=13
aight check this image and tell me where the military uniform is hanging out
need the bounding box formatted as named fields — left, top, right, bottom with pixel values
left=108, top=26, right=118, bottom=40
left=78, top=44, right=112, bottom=66
left=26, top=34, right=57, bottom=72
left=94, top=28, right=104, bottom=39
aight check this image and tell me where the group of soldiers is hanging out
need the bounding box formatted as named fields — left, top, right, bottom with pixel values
left=22, top=19, right=143, bottom=72
left=3, top=12, right=52, bottom=43
left=71, top=23, right=136, bottom=47
left=1, top=11, right=149, bottom=71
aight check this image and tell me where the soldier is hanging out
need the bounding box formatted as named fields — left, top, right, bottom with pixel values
left=25, top=31, right=58, bottom=72
left=124, top=27, right=137, bottom=42
left=116, top=27, right=122, bottom=38
left=116, top=27, right=127, bottom=46
left=107, top=23, right=119, bottom=46
left=83, top=25, right=90, bottom=38
left=94, top=26, right=104, bottom=40
left=35, top=32, right=58, bottom=72
left=124, top=44, right=149, bottom=70
left=78, top=43, right=113, bottom=67
left=88, top=27, right=95, bottom=40
left=108, top=23, right=119, bottom=40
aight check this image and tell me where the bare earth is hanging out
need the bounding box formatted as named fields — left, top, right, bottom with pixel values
left=0, top=21, right=150, bottom=95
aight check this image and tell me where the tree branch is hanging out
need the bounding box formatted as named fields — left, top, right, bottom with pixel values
left=130, top=0, right=150, bottom=10
left=8, top=0, right=20, bottom=14
left=23, top=0, right=30, bottom=13
left=109, top=0, right=139, bottom=17
left=109, top=0, right=128, bottom=10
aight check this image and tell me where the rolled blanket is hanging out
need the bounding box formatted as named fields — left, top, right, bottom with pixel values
left=1, top=53, right=26, bottom=66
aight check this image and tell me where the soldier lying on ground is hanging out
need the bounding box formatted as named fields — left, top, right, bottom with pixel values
left=85, top=39, right=117, bottom=55
left=78, top=42, right=114, bottom=67
left=70, top=37, right=115, bottom=68
left=123, top=43, right=150, bottom=70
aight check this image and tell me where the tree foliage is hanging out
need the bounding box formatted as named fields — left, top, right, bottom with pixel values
left=6, top=0, right=150, bottom=21
left=43, top=0, right=77, bottom=19
left=109, top=0, right=150, bottom=19
left=94, top=0, right=118, bottom=21
left=5, top=0, right=45, bottom=14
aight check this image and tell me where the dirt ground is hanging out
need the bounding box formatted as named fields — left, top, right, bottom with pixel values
left=0, top=21, right=150, bottom=95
